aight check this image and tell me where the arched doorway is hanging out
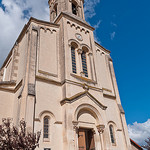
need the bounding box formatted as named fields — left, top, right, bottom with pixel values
left=73, top=104, right=105, bottom=150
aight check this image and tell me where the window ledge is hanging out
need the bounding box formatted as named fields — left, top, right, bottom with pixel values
left=43, top=138, right=50, bottom=142
left=112, top=143, right=117, bottom=146
left=70, top=73, right=96, bottom=84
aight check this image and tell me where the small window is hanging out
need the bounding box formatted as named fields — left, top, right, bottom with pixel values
left=109, top=125, right=115, bottom=144
left=81, top=51, right=88, bottom=77
left=44, top=148, right=51, bottom=150
left=72, top=3, right=77, bottom=15
left=43, top=117, right=49, bottom=139
left=54, top=4, right=57, bottom=17
left=71, top=46, right=77, bottom=73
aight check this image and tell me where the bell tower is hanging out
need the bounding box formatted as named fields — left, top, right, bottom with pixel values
left=48, top=0, right=85, bottom=22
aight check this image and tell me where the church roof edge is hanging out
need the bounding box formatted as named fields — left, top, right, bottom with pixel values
left=130, top=139, right=143, bottom=150
left=54, top=11, right=95, bottom=31
left=95, top=41, right=111, bottom=54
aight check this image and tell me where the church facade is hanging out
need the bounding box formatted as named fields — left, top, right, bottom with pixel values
left=0, top=0, right=133, bottom=149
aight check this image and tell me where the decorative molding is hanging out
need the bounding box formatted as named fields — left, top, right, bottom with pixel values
left=38, top=70, right=58, bottom=78
left=70, top=73, right=97, bottom=84
left=39, top=26, right=57, bottom=34
left=0, top=79, right=22, bottom=93
left=65, top=79, right=102, bottom=92
left=0, top=80, right=16, bottom=86
left=97, top=125, right=105, bottom=134
left=67, top=20, right=90, bottom=34
left=117, top=129, right=122, bottom=131
left=77, top=49, right=83, bottom=54
left=60, top=91, right=107, bottom=110
left=72, top=121, right=79, bottom=133
left=92, top=129, right=96, bottom=134
left=82, top=83, right=89, bottom=91
left=34, top=118, right=40, bottom=122
left=54, top=121, right=63, bottom=124
left=95, top=41, right=110, bottom=54
left=103, top=93, right=116, bottom=100
left=102, top=88, right=112, bottom=93
left=118, top=104, right=125, bottom=114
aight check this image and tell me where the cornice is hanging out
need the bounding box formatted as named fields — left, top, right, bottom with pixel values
left=54, top=11, right=95, bottom=31
left=95, top=41, right=111, bottom=54
left=60, top=90, right=107, bottom=110
left=0, top=79, right=23, bottom=93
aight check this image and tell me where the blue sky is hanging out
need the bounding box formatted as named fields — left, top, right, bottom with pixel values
left=0, top=0, right=150, bottom=145
left=89, top=0, right=150, bottom=124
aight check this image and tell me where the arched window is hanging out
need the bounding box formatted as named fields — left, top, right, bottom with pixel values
left=71, top=46, right=77, bottom=73
left=72, top=2, right=77, bottom=15
left=54, top=4, right=57, bottom=17
left=81, top=51, right=88, bottom=77
left=53, top=4, right=58, bottom=19
left=109, top=125, right=115, bottom=144
left=43, top=116, right=49, bottom=139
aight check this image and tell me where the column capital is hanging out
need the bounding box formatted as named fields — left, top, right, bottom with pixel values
left=72, top=121, right=79, bottom=131
left=97, top=124, right=105, bottom=134
left=77, top=49, right=82, bottom=54
left=88, top=52, right=93, bottom=56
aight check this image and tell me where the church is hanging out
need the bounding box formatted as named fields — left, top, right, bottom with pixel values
left=0, top=0, right=141, bottom=150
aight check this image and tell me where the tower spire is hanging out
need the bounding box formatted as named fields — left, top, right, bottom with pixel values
left=48, top=0, right=85, bottom=22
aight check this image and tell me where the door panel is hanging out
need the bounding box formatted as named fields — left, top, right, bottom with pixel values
left=78, top=129, right=86, bottom=150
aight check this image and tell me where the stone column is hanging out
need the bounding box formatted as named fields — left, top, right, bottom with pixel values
left=81, top=0, right=85, bottom=20
left=72, top=121, right=79, bottom=150
left=97, top=125, right=105, bottom=150
left=77, top=49, right=83, bottom=76
left=25, top=27, right=38, bottom=131
left=88, top=52, right=94, bottom=80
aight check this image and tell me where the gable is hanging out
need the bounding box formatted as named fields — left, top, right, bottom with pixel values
left=60, top=91, right=107, bottom=110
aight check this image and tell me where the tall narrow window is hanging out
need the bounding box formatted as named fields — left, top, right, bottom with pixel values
left=54, top=4, right=57, bottom=17
left=81, top=51, right=88, bottom=77
left=72, top=3, right=77, bottom=15
left=109, top=125, right=115, bottom=144
left=71, top=46, right=77, bottom=73
left=43, top=117, right=49, bottom=139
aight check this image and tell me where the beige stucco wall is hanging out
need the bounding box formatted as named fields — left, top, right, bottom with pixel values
left=0, top=91, right=14, bottom=123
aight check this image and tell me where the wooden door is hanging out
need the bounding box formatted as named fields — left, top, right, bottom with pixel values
left=78, top=129, right=86, bottom=150
left=78, top=128, right=95, bottom=150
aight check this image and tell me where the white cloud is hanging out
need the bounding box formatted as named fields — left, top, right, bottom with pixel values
left=84, top=0, right=100, bottom=19
left=93, top=20, right=102, bottom=44
left=110, top=31, right=116, bottom=40
left=93, top=20, right=102, bottom=30
left=128, top=119, right=150, bottom=145
left=0, top=0, right=49, bottom=67
left=111, top=22, right=117, bottom=27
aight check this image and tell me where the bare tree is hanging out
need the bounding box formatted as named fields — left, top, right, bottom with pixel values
left=0, top=118, right=41, bottom=150
left=142, top=137, right=150, bottom=150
